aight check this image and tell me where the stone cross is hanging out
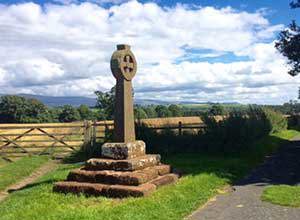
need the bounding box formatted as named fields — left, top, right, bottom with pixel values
left=110, top=44, right=137, bottom=143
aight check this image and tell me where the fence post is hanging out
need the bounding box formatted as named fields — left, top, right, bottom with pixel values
left=83, top=120, right=92, bottom=152
left=92, top=120, right=97, bottom=147
left=178, top=121, right=182, bottom=135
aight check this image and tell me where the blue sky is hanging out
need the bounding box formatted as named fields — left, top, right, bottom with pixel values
left=0, top=0, right=299, bottom=104
left=1, top=0, right=299, bottom=25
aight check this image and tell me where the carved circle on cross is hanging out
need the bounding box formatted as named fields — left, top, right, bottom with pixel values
left=110, top=45, right=137, bottom=81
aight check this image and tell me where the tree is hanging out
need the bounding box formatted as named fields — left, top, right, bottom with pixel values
left=155, top=105, right=172, bottom=118
left=58, top=105, right=81, bottom=122
left=0, top=95, right=27, bottom=123
left=78, top=104, right=96, bottom=120
left=143, top=105, right=157, bottom=118
left=290, top=0, right=300, bottom=8
left=134, top=106, right=148, bottom=120
left=0, top=95, right=52, bottom=123
left=275, top=1, right=300, bottom=76
left=209, top=104, right=226, bottom=116
left=168, top=104, right=183, bottom=117
left=94, top=86, right=115, bottom=119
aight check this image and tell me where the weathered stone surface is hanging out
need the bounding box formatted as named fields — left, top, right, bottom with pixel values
left=53, top=181, right=156, bottom=198
left=85, top=154, right=161, bottom=171
left=101, top=140, right=145, bottom=160
left=149, top=174, right=179, bottom=188
left=154, top=164, right=172, bottom=176
left=67, top=164, right=171, bottom=186
left=111, top=44, right=137, bottom=143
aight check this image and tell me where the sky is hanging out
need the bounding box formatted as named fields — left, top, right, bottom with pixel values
left=0, top=0, right=299, bottom=104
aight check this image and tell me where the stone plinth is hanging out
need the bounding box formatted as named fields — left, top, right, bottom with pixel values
left=101, top=141, right=146, bottom=160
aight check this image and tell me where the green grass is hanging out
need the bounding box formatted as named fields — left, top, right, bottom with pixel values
left=0, top=158, right=8, bottom=168
left=0, top=156, right=49, bottom=191
left=261, top=185, right=300, bottom=207
left=0, top=130, right=298, bottom=220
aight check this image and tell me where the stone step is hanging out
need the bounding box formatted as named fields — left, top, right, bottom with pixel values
left=53, top=181, right=156, bottom=198
left=84, top=154, right=161, bottom=171
left=67, top=165, right=171, bottom=186
left=53, top=173, right=179, bottom=198
left=149, top=173, right=179, bottom=188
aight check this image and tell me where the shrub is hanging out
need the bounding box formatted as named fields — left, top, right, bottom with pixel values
left=58, top=105, right=81, bottom=122
left=263, top=107, right=287, bottom=133
left=92, top=106, right=288, bottom=156
left=202, top=106, right=287, bottom=153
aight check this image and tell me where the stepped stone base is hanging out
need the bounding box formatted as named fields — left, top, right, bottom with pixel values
left=68, top=165, right=171, bottom=186
left=54, top=174, right=178, bottom=198
left=53, top=142, right=179, bottom=198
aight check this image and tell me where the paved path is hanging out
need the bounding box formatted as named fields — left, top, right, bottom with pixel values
left=189, top=136, right=300, bottom=220
left=0, top=160, right=59, bottom=202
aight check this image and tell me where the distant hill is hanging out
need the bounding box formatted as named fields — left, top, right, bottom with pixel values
left=6, top=94, right=97, bottom=107
left=0, top=94, right=240, bottom=107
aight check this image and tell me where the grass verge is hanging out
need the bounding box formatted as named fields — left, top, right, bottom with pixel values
left=261, top=185, right=300, bottom=207
left=0, top=130, right=298, bottom=220
left=0, top=156, right=49, bottom=191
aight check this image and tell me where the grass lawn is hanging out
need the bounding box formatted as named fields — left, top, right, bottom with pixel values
left=0, top=156, right=49, bottom=191
left=0, top=130, right=298, bottom=220
left=0, top=158, right=8, bottom=168
left=261, top=185, right=300, bottom=207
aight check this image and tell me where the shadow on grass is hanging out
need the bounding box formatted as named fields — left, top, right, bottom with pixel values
left=235, top=138, right=300, bottom=187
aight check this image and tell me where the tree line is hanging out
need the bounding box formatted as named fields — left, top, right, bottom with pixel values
left=1, top=89, right=298, bottom=123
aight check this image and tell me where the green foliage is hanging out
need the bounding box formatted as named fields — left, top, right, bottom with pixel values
left=276, top=2, right=300, bottom=76
left=290, top=0, right=300, bottom=8
left=134, top=106, right=148, bottom=119
left=0, top=95, right=53, bottom=123
left=143, top=105, right=157, bottom=118
left=135, top=106, right=288, bottom=154
left=209, top=104, right=226, bottom=116
left=95, top=86, right=115, bottom=119
left=155, top=105, right=172, bottom=117
left=203, top=107, right=287, bottom=153
left=168, top=104, right=183, bottom=117
left=78, top=104, right=97, bottom=120
left=58, top=105, right=81, bottom=122
left=262, top=185, right=300, bottom=207
left=263, top=108, right=287, bottom=133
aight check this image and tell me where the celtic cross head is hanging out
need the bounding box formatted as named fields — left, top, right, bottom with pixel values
left=110, top=44, right=137, bottom=81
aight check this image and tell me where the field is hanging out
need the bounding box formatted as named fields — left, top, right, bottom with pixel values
left=0, top=129, right=297, bottom=220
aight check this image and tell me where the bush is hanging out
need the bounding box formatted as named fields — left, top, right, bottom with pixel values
left=92, top=106, right=288, bottom=156
left=202, top=106, right=287, bottom=153
left=0, top=95, right=54, bottom=123
left=263, top=107, right=287, bottom=133
left=58, top=105, right=81, bottom=122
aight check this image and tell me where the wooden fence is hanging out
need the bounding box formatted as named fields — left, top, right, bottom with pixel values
left=0, top=117, right=205, bottom=162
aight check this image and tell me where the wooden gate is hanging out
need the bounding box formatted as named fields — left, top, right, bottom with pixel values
left=0, top=122, right=89, bottom=162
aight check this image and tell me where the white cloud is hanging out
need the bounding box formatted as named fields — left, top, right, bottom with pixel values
left=52, top=0, right=128, bottom=5
left=0, top=0, right=297, bottom=104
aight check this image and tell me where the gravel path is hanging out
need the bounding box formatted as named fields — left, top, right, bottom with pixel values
left=189, top=136, right=300, bottom=220
left=0, top=160, right=59, bottom=202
